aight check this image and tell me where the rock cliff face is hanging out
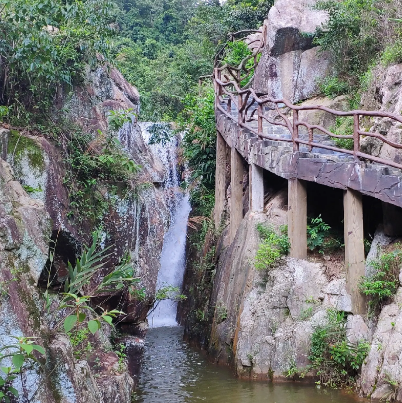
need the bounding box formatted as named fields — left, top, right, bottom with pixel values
left=1, top=65, right=169, bottom=322
left=0, top=157, right=136, bottom=402
left=359, top=63, right=402, bottom=167
left=0, top=65, right=170, bottom=401
left=254, top=0, right=330, bottom=102
left=183, top=0, right=402, bottom=398
left=182, top=188, right=359, bottom=380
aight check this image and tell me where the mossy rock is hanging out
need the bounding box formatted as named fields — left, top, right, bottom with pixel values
left=7, top=130, right=45, bottom=172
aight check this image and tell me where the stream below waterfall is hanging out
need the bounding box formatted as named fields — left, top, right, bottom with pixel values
left=136, top=326, right=366, bottom=403
left=137, top=122, right=366, bottom=403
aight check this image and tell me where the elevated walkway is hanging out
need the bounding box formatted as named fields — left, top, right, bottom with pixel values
left=216, top=106, right=402, bottom=208
left=213, top=72, right=402, bottom=315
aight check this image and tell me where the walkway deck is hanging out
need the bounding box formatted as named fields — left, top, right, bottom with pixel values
left=216, top=102, right=402, bottom=208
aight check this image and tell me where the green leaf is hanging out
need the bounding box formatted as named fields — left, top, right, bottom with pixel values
left=64, top=315, right=78, bottom=333
left=78, top=312, right=86, bottom=323
left=12, top=353, right=25, bottom=369
left=21, top=344, right=34, bottom=354
left=88, top=320, right=100, bottom=335
left=8, top=387, right=19, bottom=397
left=102, top=315, right=113, bottom=325
left=1, top=366, right=11, bottom=374
left=32, top=345, right=45, bottom=355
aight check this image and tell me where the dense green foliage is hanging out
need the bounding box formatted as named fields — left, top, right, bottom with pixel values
left=255, top=224, right=290, bottom=270
left=315, top=0, right=402, bottom=94
left=309, top=309, right=369, bottom=387
left=0, top=0, right=272, bottom=123
left=307, top=215, right=342, bottom=254
left=179, top=87, right=216, bottom=216
left=113, top=0, right=272, bottom=120
left=0, top=0, right=117, bottom=124
left=359, top=247, right=402, bottom=311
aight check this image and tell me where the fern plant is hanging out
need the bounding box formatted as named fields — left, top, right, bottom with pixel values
left=45, top=232, right=141, bottom=337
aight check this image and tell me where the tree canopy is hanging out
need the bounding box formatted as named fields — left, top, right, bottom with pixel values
left=112, top=0, right=273, bottom=119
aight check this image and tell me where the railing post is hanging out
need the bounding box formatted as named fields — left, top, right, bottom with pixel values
left=353, top=114, right=360, bottom=158
left=308, top=128, right=313, bottom=152
left=217, top=68, right=223, bottom=97
left=237, top=70, right=243, bottom=124
left=258, top=104, right=263, bottom=135
left=238, top=94, right=243, bottom=124
left=293, top=109, right=299, bottom=152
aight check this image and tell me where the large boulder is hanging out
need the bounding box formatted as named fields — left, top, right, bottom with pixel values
left=298, top=96, right=350, bottom=128
left=254, top=0, right=331, bottom=102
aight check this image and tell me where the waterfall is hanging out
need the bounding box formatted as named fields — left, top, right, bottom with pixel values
left=140, top=122, right=191, bottom=327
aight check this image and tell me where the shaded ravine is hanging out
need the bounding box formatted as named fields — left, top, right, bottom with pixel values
left=137, top=123, right=365, bottom=403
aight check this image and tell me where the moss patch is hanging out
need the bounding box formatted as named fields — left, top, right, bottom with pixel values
left=8, top=130, right=45, bottom=172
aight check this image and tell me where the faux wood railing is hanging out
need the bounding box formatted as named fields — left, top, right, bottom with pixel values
left=215, top=73, right=402, bottom=170
left=213, top=28, right=402, bottom=171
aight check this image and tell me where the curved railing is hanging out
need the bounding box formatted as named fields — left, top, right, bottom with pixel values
left=199, top=27, right=266, bottom=89
left=214, top=68, right=402, bottom=171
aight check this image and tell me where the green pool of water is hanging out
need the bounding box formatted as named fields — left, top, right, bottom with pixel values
left=136, top=326, right=366, bottom=403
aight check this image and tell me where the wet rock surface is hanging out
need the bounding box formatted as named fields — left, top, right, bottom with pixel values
left=0, top=65, right=170, bottom=401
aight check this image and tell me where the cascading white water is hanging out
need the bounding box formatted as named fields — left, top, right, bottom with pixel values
left=140, top=122, right=191, bottom=327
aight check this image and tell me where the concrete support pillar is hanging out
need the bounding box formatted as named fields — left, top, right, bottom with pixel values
left=249, top=164, right=264, bottom=212
left=344, top=189, right=366, bottom=314
left=288, top=179, right=307, bottom=259
left=214, top=132, right=228, bottom=229
left=230, top=147, right=244, bottom=242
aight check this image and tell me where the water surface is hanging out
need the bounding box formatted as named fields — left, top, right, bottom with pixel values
left=136, top=326, right=365, bottom=403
